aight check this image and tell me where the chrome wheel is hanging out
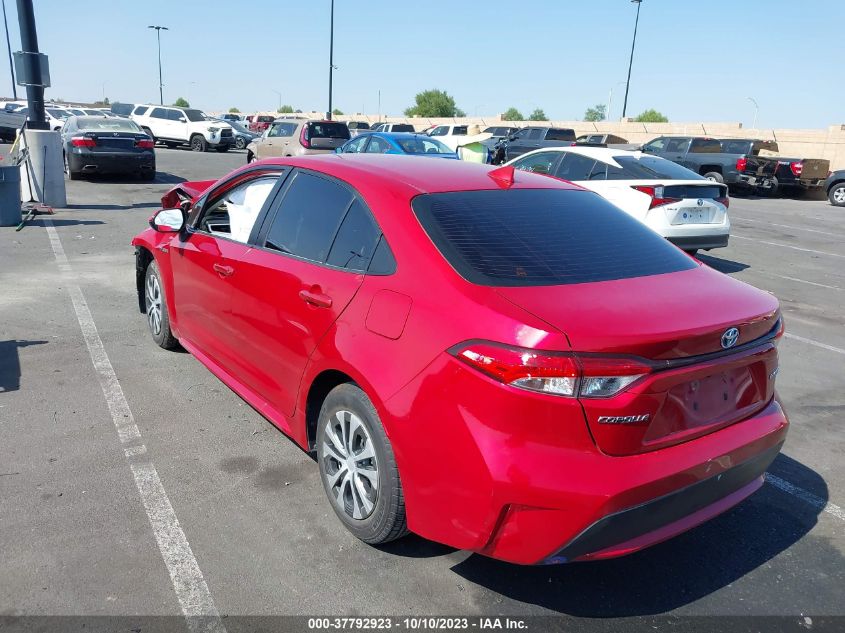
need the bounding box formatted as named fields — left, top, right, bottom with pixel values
left=145, top=273, right=162, bottom=336
left=320, top=410, right=379, bottom=520
left=834, top=187, right=845, bottom=205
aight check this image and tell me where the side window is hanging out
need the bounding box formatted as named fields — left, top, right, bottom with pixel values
left=167, top=109, right=184, bottom=121
left=513, top=151, right=558, bottom=175
left=133, top=106, right=149, bottom=116
left=326, top=200, right=380, bottom=271
left=643, top=138, right=666, bottom=152
left=453, top=126, right=468, bottom=135
left=430, top=126, right=448, bottom=137
left=527, top=128, right=543, bottom=140
left=546, top=128, right=574, bottom=141
left=690, top=139, right=721, bottom=153
left=343, top=136, right=368, bottom=153
left=268, top=123, right=284, bottom=137
left=150, top=107, right=168, bottom=119
left=587, top=160, right=608, bottom=180
left=365, top=136, right=391, bottom=153
left=264, top=172, right=353, bottom=262
left=664, top=138, right=690, bottom=153
left=197, top=175, right=280, bottom=243
left=554, top=153, right=597, bottom=181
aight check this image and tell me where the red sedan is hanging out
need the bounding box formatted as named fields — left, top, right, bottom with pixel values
left=132, top=155, right=788, bottom=565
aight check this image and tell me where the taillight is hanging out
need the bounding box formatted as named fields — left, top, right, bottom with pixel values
left=135, top=138, right=154, bottom=149
left=450, top=342, right=651, bottom=398
left=300, top=124, right=310, bottom=149
left=71, top=136, right=96, bottom=147
left=736, top=157, right=747, bottom=172
left=790, top=161, right=802, bottom=177
left=716, top=196, right=730, bottom=208
left=631, top=185, right=681, bottom=209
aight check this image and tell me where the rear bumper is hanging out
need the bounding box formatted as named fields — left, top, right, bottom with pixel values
left=668, top=234, right=729, bottom=251
left=739, top=174, right=825, bottom=190
left=68, top=150, right=154, bottom=174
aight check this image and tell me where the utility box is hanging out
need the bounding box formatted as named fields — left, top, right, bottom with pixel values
left=0, top=166, right=21, bottom=226
left=19, top=129, right=66, bottom=208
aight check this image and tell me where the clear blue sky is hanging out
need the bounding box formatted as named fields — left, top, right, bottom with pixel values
left=3, top=0, right=841, bottom=128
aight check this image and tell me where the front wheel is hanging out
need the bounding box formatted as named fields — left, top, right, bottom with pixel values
left=828, top=183, right=845, bottom=207
left=190, top=135, right=208, bottom=152
left=703, top=171, right=724, bottom=183
left=235, top=137, right=246, bottom=150
left=317, top=384, right=408, bottom=545
left=145, top=261, right=179, bottom=350
left=247, top=151, right=257, bottom=164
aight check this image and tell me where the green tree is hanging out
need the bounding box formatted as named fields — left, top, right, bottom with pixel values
left=277, top=104, right=294, bottom=113
left=404, top=88, right=462, bottom=117
left=633, top=108, right=668, bottom=123
left=228, top=107, right=241, bottom=113
left=583, top=104, right=606, bottom=122
left=103, top=97, right=110, bottom=106
left=172, top=97, right=190, bottom=107
left=528, top=108, right=548, bottom=121
left=332, top=108, right=344, bottom=116
left=502, top=107, right=524, bottom=121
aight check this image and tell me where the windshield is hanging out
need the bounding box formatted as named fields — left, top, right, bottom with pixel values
left=395, top=136, right=454, bottom=155
left=412, top=189, right=695, bottom=286
left=607, top=155, right=703, bottom=180
left=183, top=109, right=207, bottom=122
left=47, top=108, right=70, bottom=119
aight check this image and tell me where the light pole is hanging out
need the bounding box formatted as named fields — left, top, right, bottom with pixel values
left=327, top=0, right=334, bottom=119
left=747, top=96, right=759, bottom=130
left=606, top=81, right=627, bottom=122
left=101, top=80, right=107, bottom=103
left=2, top=0, right=15, bottom=99
left=271, top=89, right=281, bottom=112
left=147, top=25, right=168, bottom=105
left=621, top=0, right=642, bottom=119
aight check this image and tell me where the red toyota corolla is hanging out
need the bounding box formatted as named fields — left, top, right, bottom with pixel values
left=132, top=155, right=788, bottom=565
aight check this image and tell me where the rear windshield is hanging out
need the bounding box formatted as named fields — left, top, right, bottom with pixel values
left=546, top=128, right=576, bottom=141
left=607, top=155, right=703, bottom=180
left=77, top=118, right=141, bottom=132
left=412, top=189, right=696, bottom=286
left=307, top=121, right=351, bottom=139
left=391, top=124, right=415, bottom=133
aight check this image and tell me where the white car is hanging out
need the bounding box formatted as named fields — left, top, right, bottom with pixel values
left=506, top=146, right=731, bottom=254
left=130, top=104, right=234, bottom=152
left=426, top=124, right=468, bottom=150
left=15, top=106, right=70, bottom=130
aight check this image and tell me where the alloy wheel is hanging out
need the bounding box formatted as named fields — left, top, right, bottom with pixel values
left=321, top=410, right=379, bottom=520
left=834, top=187, right=845, bottom=205
left=146, top=274, right=162, bottom=336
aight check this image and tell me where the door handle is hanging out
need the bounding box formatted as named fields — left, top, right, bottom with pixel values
left=213, top=263, right=234, bottom=277
left=299, top=288, right=333, bottom=308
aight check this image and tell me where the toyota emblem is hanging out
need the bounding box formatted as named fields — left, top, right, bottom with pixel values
left=721, top=327, right=740, bottom=349
left=697, top=198, right=704, bottom=206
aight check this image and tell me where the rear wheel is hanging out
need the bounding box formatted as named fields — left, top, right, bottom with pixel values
left=144, top=261, right=178, bottom=350
left=757, top=177, right=780, bottom=197
left=64, top=152, right=81, bottom=180
left=235, top=136, right=246, bottom=150
left=140, top=169, right=156, bottom=182
left=317, top=384, right=408, bottom=545
left=190, top=135, right=208, bottom=152
left=247, top=151, right=257, bottom=164
left=828, top=183, right=845, bottom=207
left=703, top=171, right=724, bottom=183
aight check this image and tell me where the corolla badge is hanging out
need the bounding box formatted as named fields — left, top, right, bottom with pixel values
left=721, top=327, right=740, bottom=349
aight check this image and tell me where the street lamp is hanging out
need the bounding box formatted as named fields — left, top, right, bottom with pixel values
left=271, top=89, right=281, bottom=112
left=606, top=81, right=627, bottom=122
left=148, top=25, right=168, bottom=105
left=621, top=0, right=642, bottom=119
left=327, top=0, right=335, bottom=119
left=101, top=80, right=107, bottom=103
left=747, top=96, right=759, bottom=130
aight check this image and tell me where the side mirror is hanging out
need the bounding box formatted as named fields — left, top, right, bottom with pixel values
left=178, top=117, right=186, bottom=122
left=150, top=208, right=185, bottom=233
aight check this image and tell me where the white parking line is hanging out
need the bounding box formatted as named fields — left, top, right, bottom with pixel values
left=45, top=221, right=227, bottom=633
left=783, top=332, right=845, bottom=355
left=732, top=216, right=845, bottom=238
left=731, top=234, right=845, bottom=258
left=761, top=273, right=844, bottom=291
left=766, top=474, right=845, bottom=521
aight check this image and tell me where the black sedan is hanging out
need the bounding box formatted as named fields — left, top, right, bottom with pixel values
left=221, top=119, right=259, bottom=150
left=61, top=116, right=155, bottom=180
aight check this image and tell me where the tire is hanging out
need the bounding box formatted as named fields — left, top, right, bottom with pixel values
left=235, top=136, right=246, bottom=150
left=829, top=182, right=845, bottom=207
left=317, top=384, right=408, bottom=545
left=144, top=261, right=179, bottom=350
left=140, top=169, right=156, bottom=182
left=64, top=152, right=81, bottom=180
left=215, top=145, right=229, bottom=153
left=190, top=135, right=208, bottom=152
left=703, top=171, right=724, bottom=183
left=757, top=177, right=780, bottom=197
left=247, top=151, right=257, bottom=164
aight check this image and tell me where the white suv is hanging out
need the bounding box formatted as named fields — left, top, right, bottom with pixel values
left=130, top=104, right=234, bottom=152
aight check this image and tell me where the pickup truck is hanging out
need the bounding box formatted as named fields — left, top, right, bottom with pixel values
left=641, top=136, right=778, bottom=185
left=736, top=152, right=830, bottom=196
left=499, top=126, right=576, bottom=161
left=248, top=115, right=275, bottom=134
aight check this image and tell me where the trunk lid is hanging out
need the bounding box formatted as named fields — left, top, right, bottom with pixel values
left=795, top=158, right=830, bottom=180
left=496, top=265, right=780, bottom=455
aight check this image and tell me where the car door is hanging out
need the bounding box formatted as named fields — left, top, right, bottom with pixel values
left=225, top=170, right=373, bottom=418
left=641, top=137, right=667, bottom=156
left=148, top=107, right=173, bottom=140
left=507, top=127, right=544, bottom=160
left=168, top=168, right=287, bottom=368
left=168, top=108, right=191, bottom=142
left=663, top=138, right=691, bottom=166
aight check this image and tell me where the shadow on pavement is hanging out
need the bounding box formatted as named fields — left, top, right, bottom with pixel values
left=0, top=339, right=47, bottom=392
left=30, top=218, right=105, bottom=227
left=69, top=172, right=186, bottom=185
left=447, top=453, right=833, bottom=617
left=65, top=202, right=159, bottom=211
left=697, top=253, right=750, bottom=274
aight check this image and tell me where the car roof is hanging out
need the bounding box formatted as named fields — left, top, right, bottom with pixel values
left=514, top=146, right=645, bottom=161
left=249, top=154, right=584, bottom=196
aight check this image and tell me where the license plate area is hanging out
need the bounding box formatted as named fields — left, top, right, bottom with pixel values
left=672, top=207, right=711, bottom=225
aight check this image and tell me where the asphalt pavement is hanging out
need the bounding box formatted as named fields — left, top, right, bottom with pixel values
left=1, top=146, right=843, bottom=631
